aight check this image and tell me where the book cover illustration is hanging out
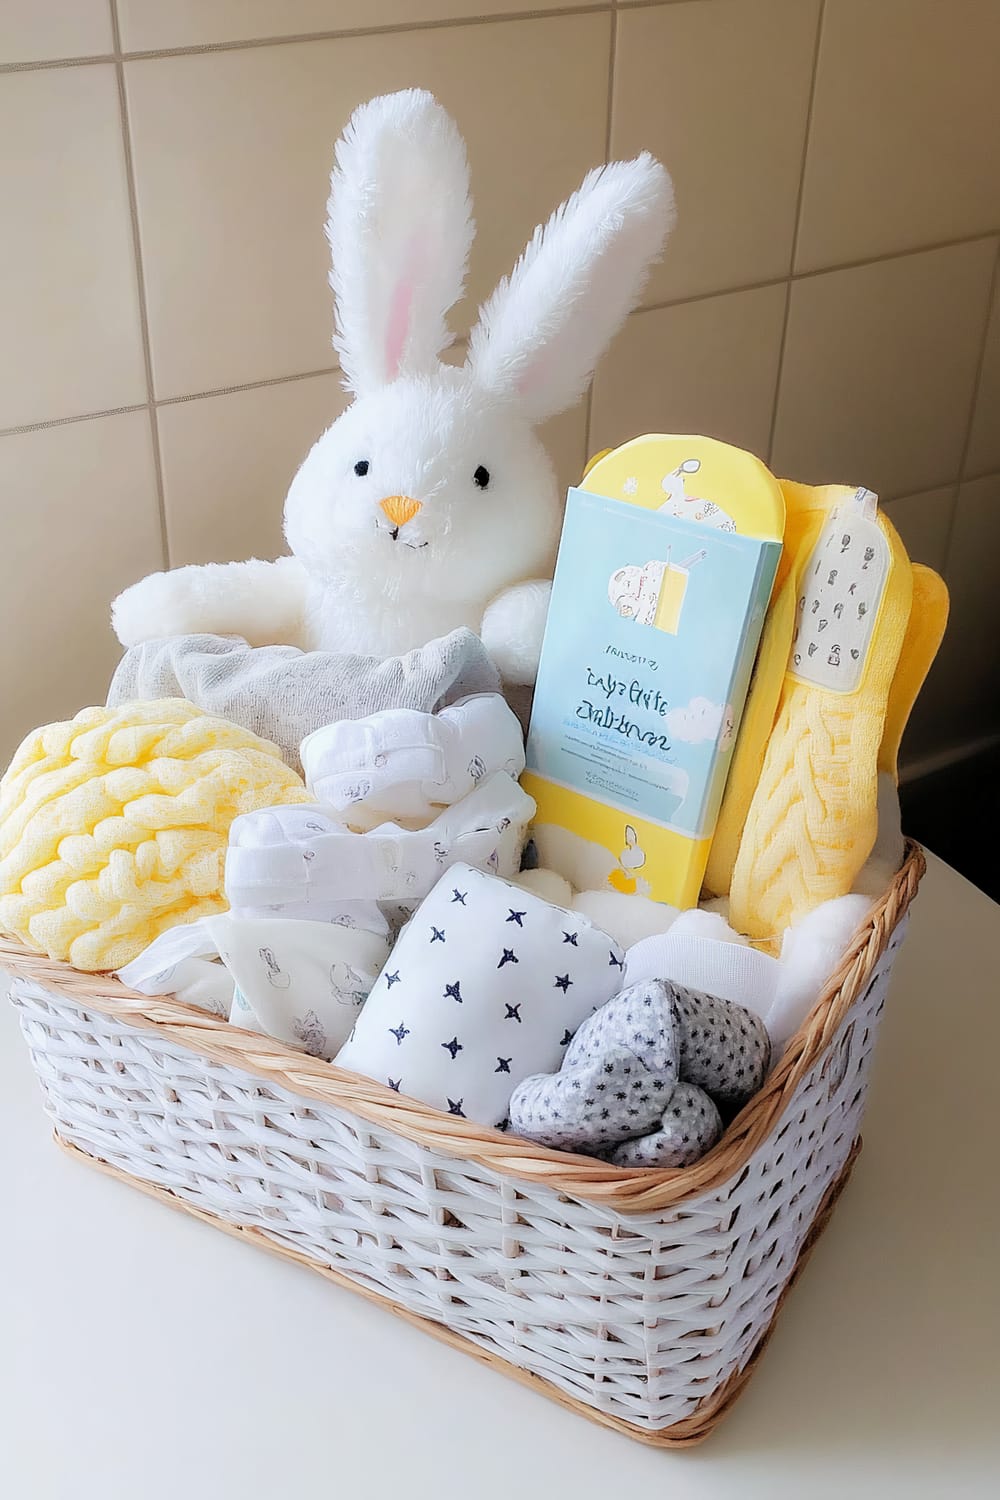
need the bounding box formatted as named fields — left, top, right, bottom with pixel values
left=523, top=484, right=781, bottom=907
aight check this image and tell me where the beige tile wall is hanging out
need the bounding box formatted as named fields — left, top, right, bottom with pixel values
left=2, top=0, right=998, bottom=771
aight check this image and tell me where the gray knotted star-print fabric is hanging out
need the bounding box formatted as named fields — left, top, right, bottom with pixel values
left=510, top=978, right=769, bottom=1164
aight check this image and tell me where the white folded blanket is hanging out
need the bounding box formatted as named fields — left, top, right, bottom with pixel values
left=625, top=894, right=875, bottom=1056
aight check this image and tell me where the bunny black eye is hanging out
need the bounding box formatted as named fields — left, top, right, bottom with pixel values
left=354, top=460, right=369, bottom=477
left=473, top=465, right=490, bottom=489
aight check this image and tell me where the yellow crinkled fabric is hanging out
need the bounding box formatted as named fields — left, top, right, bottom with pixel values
left=0, top=699, right=311, bottom=971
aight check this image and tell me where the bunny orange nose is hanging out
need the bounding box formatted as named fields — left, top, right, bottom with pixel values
left=379, top=494, right=422, bottom=527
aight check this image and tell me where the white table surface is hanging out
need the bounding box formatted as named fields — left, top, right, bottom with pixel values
left=3, top=850, right=998, bottom=1499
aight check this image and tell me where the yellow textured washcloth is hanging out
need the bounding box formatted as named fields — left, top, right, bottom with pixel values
left=729, top=497, right=913, bottom=941
left=0, top=699, right=311, bottom=971
left=703, top=485, right=835, bottom=897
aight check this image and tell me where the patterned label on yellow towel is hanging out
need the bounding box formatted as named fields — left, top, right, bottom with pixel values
left=789, top=489, right=890, bottom=693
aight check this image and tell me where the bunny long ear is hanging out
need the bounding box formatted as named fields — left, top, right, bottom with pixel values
left=327, top=90, right=474, bottom=394
left=466, top=154, right=674, bottom=423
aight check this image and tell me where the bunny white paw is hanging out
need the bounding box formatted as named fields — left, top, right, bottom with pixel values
left=112, top=557, right=309, bottom=648
left=480, top=580, right=552, bottom=685
left=112, top=568, right=216, bottom=647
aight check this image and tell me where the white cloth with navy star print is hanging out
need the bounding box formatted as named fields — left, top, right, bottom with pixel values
left=334, top=863, right=626, bottom=1127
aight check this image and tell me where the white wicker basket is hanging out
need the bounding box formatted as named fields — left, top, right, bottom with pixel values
left=2, top=842, right=923, bottom=1447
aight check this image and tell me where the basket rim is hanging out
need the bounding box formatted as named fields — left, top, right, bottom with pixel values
left=1, top=842, right=924, bottom=1215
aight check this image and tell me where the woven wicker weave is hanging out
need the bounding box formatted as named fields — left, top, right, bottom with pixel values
left=2, top=842, right=923, bottom=1446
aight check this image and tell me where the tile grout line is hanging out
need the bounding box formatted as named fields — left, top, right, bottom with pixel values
left=157, top=365, right=344, bottom=407
left=959, top=462, right=1000, bottom=488
left=0, top=5, right=611, bottom=74
left=613, top=0, right=710, bottom=9
left=0, top=403, right=148, bottom=441
left=640, top=278, right=788, bottom=318
left=4, top=228, right=997, bottom=443
left=940, top=238, right=1000, bottom=580
left=766, top=0, right=826, bottom=467
left=584, top=4, right=619, bottom=467
left=121, top=2, right=611, bottom=60
left=791, top=228, right=1000, bottom=283
left=636, top=231, right=1000, bottom=320
left=879, top=480, right=974, bottom=508
left=0, top=53, right=117, bottom=75
left=0, top=367, right=345, bottom=439
left=109, top=0, right=171, bottom=570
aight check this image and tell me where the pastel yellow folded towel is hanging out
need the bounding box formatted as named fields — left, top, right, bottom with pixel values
left=704, top=484, right=833, bottom=898
left=0, top=699, right=310, bottom=971
left=707, top=496, right=948, bottom=903
left=729, top=494, right=913, bottom=941
left=879, top=563, right=949, bottom=780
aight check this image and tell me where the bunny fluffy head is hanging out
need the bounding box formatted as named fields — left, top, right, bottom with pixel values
left=285, top=368, right=560, bottom=613
left=284, top=90, right=674, bottom=639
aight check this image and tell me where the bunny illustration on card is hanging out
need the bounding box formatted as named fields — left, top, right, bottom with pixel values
left=112, top=90, right=674, bottom=684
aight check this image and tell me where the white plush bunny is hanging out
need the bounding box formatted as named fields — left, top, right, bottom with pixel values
left=112, top=90, right=674, bottom=684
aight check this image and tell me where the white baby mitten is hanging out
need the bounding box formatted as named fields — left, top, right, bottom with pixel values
left=334, top=863, right=625, bottom=1127
left=301, top=693, right=525, bottom=830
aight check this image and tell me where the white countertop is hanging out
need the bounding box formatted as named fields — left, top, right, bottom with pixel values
left=3, top=850, right=998, bottom=1499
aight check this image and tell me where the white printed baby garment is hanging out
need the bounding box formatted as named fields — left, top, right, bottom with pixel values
left=334, top=863, right=626, bottom=1128
left=301, top=693, right=525, bottom=830
left=214, top=915, right=390, bottom=1056
left=118, top=931, right=235, bottom=1018
left=225, top=773, right=534, bottom=916
left=118, top=912, right=390, bottom=1058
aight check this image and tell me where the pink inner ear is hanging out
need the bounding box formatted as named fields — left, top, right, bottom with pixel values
left=384, top=270, right=415, bottom=382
